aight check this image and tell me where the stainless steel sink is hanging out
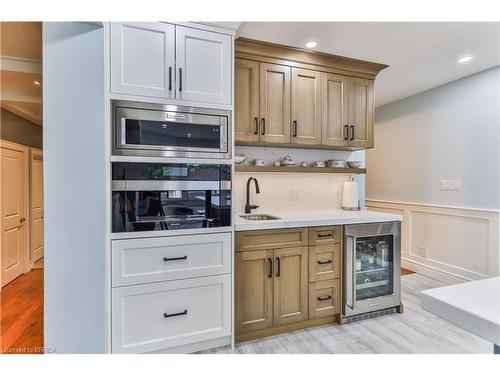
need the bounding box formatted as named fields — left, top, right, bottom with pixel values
left=239, top=214, right=281, bottom=221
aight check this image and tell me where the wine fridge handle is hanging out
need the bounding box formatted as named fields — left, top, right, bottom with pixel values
left=345, top=234, right=356, bottom=310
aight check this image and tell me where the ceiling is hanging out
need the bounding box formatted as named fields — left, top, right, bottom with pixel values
left=0, top=22, right=42, bottom=125
left=236, top=22, right=500, bottom=107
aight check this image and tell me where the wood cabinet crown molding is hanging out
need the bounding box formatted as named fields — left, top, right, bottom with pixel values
left=235, top=37, right=388, bottom=79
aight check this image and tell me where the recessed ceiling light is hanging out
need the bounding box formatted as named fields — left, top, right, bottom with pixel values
left=305, top=40, right=317, bottom=49
left=457, top=55, right=473, bottom=64
left=33, top=80, right=41, bottom=86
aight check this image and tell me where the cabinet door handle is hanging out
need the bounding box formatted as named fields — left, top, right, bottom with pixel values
left=293, top=120, right=298, bottom=137
left=344, top=125, right=349, bottom=140
left=317, top=259, right=333, bottom=265
left=267, top=257, right=273, bottom=278
left=163, top=309, right=188, bottom=318
left=168, top=66, right=172, bottom=91
left=254, top=117, right=259, bottom=135
left=350, top=125, right=354, bottom=141
left=276, top=257, right=280, bottom=277
left=317, top=295, right=332, bottom=301
left=179, top=68, right=183, bottom=92
left=317, top=233, right=333, bottom=238
left=261, top=118, right=266, bottom=135
left=163, top=255, right=187, bottom=262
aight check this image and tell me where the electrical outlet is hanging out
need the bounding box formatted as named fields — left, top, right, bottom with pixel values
left=335, top=188, right=341, bottom=199
left=418, top=246, right=428, bottom=258
left=289, top=190, right=300, bottom=201
left=441, top=179, right=462, bottom=191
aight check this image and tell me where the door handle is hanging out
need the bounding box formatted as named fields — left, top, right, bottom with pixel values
left=350, top=125, right=355, bottom=141
left=19, top=217, right=26, bottom=223
left=318, top=295, right=332, bottom=301
left=345, top=235, right=356, bottom=309
left=168, top=66, right=172, bottom=91
left=276, top=256, right=280, bottom=277
left=261, top=118, right=266, bottom=135
left=179, top=68, right=183, bottom=92
left=293, top=120, right=298, bottom=137
left=344, top=125, right=349, bottom=140
left=163, top=309, right=188, bottom=318
left=163, top=255, right=187, bottom=262
left=267, top=257, right=273, bottom=278
left=254, top=117, right=259, bottom=135
left=317, top=259, right=333, bottom=265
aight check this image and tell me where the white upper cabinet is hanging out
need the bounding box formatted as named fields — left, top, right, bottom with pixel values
left=111, top=22, right=175, bottom=98
left=110, top=22, right=233, bottom=106
left=175, top=26, right=232, bottom=105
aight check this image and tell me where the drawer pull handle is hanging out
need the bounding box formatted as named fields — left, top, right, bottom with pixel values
left=317, top=233, right=333, bottom=238
left=163, top=309, right=188, bottom=318
left=163, top=256, right=188, bottom=262
left=318, top=295, right=332, bottom=301
left=317, top=259, right=333, bottom=265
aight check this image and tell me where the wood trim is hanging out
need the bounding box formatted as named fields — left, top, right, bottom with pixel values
left=235, top=227, right=308, bottom=252
left=235, top=314, right=338, bottom=343
left=235, top=140, right=368, bottom=151
left=235, top=166, right=366, bottom=174
left=235, top=37, right=388, bottom=78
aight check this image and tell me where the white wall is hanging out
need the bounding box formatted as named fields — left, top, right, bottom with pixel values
left=234, top=146, right=365, bottom=213
left=44, top=22, right=106, bottom=353
left=366, top=67, right=500, bottom=282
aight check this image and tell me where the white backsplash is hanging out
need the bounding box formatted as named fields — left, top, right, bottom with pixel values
left=234, top=146, right=366, bottom=213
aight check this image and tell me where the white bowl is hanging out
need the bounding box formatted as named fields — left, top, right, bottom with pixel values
left=347, top=161, right=362, bottom=168
left=234, top=155, right=247, bottom=165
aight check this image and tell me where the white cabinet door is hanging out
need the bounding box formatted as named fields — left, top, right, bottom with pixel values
left=111, top=22, right=175, bottom=98
left=175, top=26, right=232, bottom=105
left=112, top=275, right=231, bottom=353
left=111, top=232, right=232, bottom=287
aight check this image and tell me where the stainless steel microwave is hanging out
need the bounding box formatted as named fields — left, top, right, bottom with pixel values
left=112, top=101, right=231, bottom=159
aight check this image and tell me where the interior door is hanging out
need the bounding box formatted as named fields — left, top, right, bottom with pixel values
left=1, top=142, right=28, bottom=287
left=321, top=73, right=349, bottom=147
left=235, top=58, right=260, bottom=142
left=235, top=249, right=274, bottom=333
left=175, top=26, right=232, bottom=105
left=348, top=77, right=374, bottom=148
left=291, top=68, right=322, bottom=145
left=30, top=149, right=44, bottom=263
left=110, top=22, right=175, bottom=98
left=273, top=246, right=308, bottom=326
left=259, top=63, right=291, bottom=144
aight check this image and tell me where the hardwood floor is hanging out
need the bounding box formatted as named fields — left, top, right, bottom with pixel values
left=1, top=269, right=44, bottom=354
left=401, top=267, right=415, bottom=276
left=202, top=273, right=491, bottom=354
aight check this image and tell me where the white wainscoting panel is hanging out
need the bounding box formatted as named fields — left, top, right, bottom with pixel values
left=366, top=200, right=499, bottom=284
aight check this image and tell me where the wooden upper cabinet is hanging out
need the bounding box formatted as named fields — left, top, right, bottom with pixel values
left=236, top=250, right=274, bottom=333
left=259, top=63, right=291, bottom=144
left=321, top=73, right=349, bottom=147
left=235, top=58, right=260, bottom=142
left=175, top=26, right=232, bottom=105
left=273, top=246, right=309, bottom=326
left=291, top=68, right=322, bottom=145
left=111, top=22, right=175, bottom=98
left=348, top=77, right=374, bottom=148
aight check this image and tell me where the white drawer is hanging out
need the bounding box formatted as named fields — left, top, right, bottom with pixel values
left=112, top=232, right=231, bottom=287
left=112, top=274, right=231, bottom=353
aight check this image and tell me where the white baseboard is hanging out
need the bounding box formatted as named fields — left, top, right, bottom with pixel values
left=402, top=259, right=468, bottom=285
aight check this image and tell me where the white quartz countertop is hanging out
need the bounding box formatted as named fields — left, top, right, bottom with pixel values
left=234, top=209, right=402, bottom=231
left=421, top=277, right=500, bottom=346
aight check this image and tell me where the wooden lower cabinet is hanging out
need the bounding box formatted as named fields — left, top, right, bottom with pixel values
left=273, top=246, right=309, bottom=326
left=236, top=226, right=342, bottom=342
left=235, top=250, right=274, bottom=333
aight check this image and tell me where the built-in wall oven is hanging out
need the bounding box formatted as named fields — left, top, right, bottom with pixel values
left=112, top=100, right=231, bottom=159
left=111, top=162, right=231, bottom=232
left=343, top=222, right=401, bottom=322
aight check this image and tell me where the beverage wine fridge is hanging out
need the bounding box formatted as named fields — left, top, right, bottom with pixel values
left=342, top=222, right=402, bottom=322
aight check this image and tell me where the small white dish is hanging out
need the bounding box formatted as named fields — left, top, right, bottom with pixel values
left=312, top=161, right=326, bottom=168
left=253, top=159, right=265, bottom=166
left=327, top=160, right=347, bottom=168
left=347, top=161, right=362, bottom=168
left=234, top=155, right=247, bottom=165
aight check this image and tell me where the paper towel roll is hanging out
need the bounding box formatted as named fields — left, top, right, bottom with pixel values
left=342, top=181, right=359, bottom=210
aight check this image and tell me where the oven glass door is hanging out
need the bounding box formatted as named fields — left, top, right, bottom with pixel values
left=354, top=234, right=394, bottom=301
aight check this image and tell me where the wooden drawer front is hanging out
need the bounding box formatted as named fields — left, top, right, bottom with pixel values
left=309, top=244, right=341, bottom=282
left=309, top=279, right=341, bottom=319
left=112, top=233, right=231, bottom=287
left=236, top=228, right=308, bottom=252
left=112, top=275, right=231, bottom=353
left=309, top=226, right=341, bottom=245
